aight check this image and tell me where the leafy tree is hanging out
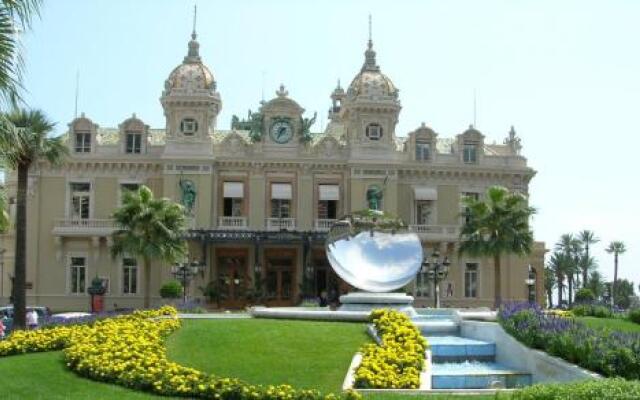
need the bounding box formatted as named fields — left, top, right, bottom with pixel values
left=578, top=230, right=599, bottom=287
left=607, top=279, right=635, bottom=309
left=574, top=288, right=595, bottom=303
left=0, top=189, right=9, bottom=232
left=0, top=0, right=42, bottom=106
left=586, top=270, right=606, bottom=300
left=111, top=186, right=187, bottom=309
left=555, top=234, right=582, bottom=305
left=459, top=186, right=536, bottom=308
left=0, top=109, right=66, bottom=329
left=544, top=265, right=556, bottom=308
left=578, top=254, right=598, bottom=290
left=606, top=241, right=627, bottom=307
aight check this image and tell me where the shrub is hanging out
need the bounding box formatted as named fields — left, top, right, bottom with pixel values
left=354, top=309, right=427, bottom=389
left=629, top=308, right=640, bottom=325
left=499, top=302, right=640, bottom=380
left=510, top=378, right=640, bottom=400
left=569, top=303, right=612, bottom=318
left=574, top=288, right=595, bottom=303
left=159, top=281, right=183, bottom=299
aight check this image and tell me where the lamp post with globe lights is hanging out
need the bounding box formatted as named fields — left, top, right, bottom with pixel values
left=422, top=250, right=451, bottom=308
left=171, top=259, right=205, bottom=304
left=525, top=264, right=537, bottom=303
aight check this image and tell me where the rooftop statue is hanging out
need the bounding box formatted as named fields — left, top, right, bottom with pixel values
left=231, top=109, right=263, bottom=142
left=299, top=111, right=317, bottom=142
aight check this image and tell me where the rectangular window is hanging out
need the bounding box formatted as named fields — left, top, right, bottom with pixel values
left=223, top=198, right=243, bottom=217
left=465, top=263, right=479, bottom=298
left=69, top=256, right=86, bottom=294
left=271, top=199, right=291, bottom=218
left=463, top=143, right=477, bottom=163
left=416, top=200, right=432, bottom=225
left=462, top=192, right=479, bottom=225
left=122, top=258, right=138, bottom=295
left=223, top=182, right=244, bottom=217
left=75, top=132, right=91, bottom=153
left=415, top=141, right=431, bottom=161
left=125, top=133, right=142, bottom=154
left=70, top=182, right=91, bottom=219
left=317, top=200, right=337, bottom=219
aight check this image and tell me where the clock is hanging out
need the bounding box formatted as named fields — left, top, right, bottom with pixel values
left=270, top=120, right=293, bottom=144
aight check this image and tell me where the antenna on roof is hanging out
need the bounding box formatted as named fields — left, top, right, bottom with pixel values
left=192, top=4, right=197, bottom=37
left=368, top=14, right=373, bottom=48
left=473, top=88, right=477, bottom=128
left=74, top=69, right=80, bottom=119
left=261, top=70, right=266, bottom=103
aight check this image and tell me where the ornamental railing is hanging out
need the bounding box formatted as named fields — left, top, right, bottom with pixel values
left=218, top=216, right=248, bottom=229
left=266, top=218, right=296, bottom=231
left=314, top=219, right=337, bottom=231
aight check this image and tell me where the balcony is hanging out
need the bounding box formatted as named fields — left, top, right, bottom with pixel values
left=52, top=218, right=119, bottom=237
left=218, top=216, right=248, bottom=230
left=266, top=217, right=296, bottom=231
left=409, top=224, right=459, bottom=241
left=314, top=219, right=337, bottom=231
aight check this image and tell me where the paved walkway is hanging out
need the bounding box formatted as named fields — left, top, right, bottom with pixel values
left=178, top=312, right=252, bottom=319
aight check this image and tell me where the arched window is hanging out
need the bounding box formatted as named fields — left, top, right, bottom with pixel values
left=365, top=123, right=383, bottom=140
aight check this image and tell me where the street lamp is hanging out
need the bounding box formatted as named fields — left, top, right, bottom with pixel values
left=421, top=249, right=451, bottom=308
left=171, top=259, right=205, bottom=304
left=525, top=264, right=536, bottom=303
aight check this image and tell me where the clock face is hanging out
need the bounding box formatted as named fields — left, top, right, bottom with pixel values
left=270, top=121, right=293, bottom=144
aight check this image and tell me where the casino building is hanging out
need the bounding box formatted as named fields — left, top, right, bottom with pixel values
left=0, top=24, right=545, bottom=311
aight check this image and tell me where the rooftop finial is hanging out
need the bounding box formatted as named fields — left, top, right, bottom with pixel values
left=368, top=14, right=372, bottom=49
left=192, top=4, right=197, bottom=39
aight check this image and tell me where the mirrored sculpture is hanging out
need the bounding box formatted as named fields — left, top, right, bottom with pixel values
left=325, top=210, right=423, bottom=292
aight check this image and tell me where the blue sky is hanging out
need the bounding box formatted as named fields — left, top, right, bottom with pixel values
left=21, top=0, right=639, bottom=292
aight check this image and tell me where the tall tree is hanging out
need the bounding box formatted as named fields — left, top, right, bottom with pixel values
left=0, top=0, right=42, bottom=106
left=543, top=265, right=556, bottom=308
left=605, top=241, right=627, bottom=307
left=547, top=251, right=569, bottom=307
left=111, top=186, right=187, bottom=309
left=555, top=234, right=582, bottom=305
left=0, top=189, right=9, bottom=232
left=459, top=186, right=536, bottom=309
left=578, top=230, right=599, bottom=287
left=586, top=270, right=606, bottom=301
left=0, top=109, right=67, bottom=329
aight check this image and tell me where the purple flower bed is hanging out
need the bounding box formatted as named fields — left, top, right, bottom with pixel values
left=499, top=302, right=640, bottom=380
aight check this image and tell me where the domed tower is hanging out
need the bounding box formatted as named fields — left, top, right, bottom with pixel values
left=161, top=19, right=221, bottom=158
left=342, top=19, right=401, bottom=154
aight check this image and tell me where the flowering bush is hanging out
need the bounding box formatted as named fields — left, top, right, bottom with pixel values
left=500, top=302, right=640, bottom=379
left=1, top=306, right=361, bottom=400
left=354, top=309, right=427, bottom=389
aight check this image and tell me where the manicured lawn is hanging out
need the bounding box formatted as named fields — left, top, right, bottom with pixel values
left=166, top=319, right=368, bottom=393
left=0, top=351, right=156, bottom=399
left=577, top=317, right=640, bottom=333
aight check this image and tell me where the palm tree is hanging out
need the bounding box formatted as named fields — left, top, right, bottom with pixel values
left=0, top=0, right=43, bottom=105
left=555, top=234, right=582, bottom=305
left=0, top=189, right=9, bottom=232
left=578, top=230, right=599, bottom=287
left=547, top=251, right=568, bottom=307
left=459, top=186, right=536, bottom=309
left=111, top=186, right=187, bottom=309
left=543, top=265, right=556, bottom=308
left=586, top=270, right=606, bottom=301
left=605, top=241, right=627, bottom=307
left=0, top=109, right=66, bottom=329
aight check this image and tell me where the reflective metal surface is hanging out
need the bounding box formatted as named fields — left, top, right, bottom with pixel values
left=325, top=213, right=423, bottom=292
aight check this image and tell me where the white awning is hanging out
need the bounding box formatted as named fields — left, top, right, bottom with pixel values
left=223, top=182, right=244, bottom=198
left=319, top=184, right=340, bottom=201
left=271, top=183, right=292, bottom=200
left=414, top=186, right=438, bottom=200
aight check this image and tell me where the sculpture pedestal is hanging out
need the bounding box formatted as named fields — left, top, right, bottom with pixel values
left=338, top=292, right=417, bottom=317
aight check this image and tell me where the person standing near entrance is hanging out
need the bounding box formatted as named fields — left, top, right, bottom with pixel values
left=26, top=309, right=38, bottom=330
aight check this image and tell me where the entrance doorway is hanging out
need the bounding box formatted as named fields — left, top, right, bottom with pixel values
left=264, top=249, right=297, bottom=306
left=216, top=248, right=248, bottom=309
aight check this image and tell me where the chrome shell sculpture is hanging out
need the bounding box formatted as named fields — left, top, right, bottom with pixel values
left=325, top=211, right=423, bottom=292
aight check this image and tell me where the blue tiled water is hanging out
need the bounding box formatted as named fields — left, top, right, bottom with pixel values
left=411, top=313, right=532, bottom=390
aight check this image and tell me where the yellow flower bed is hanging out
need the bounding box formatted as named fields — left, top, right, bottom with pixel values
left=354, top=309, right=428, bottom=389
left=1, top=306, right=361, bottom=400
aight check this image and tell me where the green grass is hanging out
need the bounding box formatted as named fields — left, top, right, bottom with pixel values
left=166, top=319, right=368, bottom=393
left=0, top=351, right=156, bottom=399
left=577, top=316, right=640, bottom=333
left=0, top=319, right=504, bottom=399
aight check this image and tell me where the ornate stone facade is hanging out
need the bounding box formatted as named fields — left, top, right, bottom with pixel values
left=0, top=26, right=545, bottom=311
